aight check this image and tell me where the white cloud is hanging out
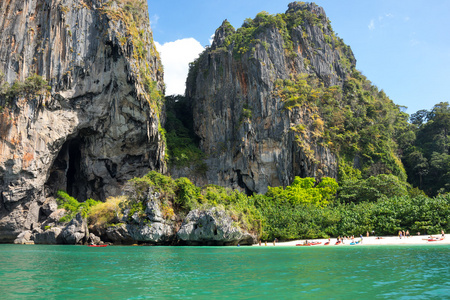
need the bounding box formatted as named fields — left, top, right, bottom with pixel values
left=368, top=19, right=375, bottom=31
left=155, top=38, right=205, bottom=96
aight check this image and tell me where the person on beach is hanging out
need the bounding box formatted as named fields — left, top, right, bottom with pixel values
left=402, top=230, right=406, bottom=238
left=406, top=230, right=410, bottom=238
left=366, top=231, right=369, bottom=237
left=360, top=234, right=363, bottom=244
left=442, top=230, right=445, bottom=238
left=259, top=240, right=261, bottom=246
left=399, top=230, right=402, bottom=239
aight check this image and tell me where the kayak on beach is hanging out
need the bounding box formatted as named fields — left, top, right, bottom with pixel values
left=296, top=242, right=322, bottom=246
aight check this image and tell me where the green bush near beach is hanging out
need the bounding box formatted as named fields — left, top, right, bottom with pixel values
left=56, top=191, right=100, bottom=223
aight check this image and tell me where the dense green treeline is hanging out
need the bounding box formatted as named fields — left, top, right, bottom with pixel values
left=58, top=171, right=450, bottom=241
left=403, top=102, right=450, bottom=196
left=254, top=172, right=449, bottom=240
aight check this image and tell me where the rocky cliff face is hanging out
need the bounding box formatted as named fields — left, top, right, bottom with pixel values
left=186, top=3, right=355, bottom=194
left=0, top=0, right=165, bottom=242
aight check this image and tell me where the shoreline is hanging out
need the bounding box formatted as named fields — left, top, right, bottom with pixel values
left=253, top=234, right=449, bottom=247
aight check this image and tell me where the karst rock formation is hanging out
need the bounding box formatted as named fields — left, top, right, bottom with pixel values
left=186, top=3, right=355, bottom=194
left=0, top=0, right=165, bottom=242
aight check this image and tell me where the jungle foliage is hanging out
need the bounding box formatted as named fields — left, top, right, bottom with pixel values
left=56, top=191, right=100, bottom=223
left=59, top=170, right=449, bottom=241
left=403, top=102, right=450, bottom=196
left=274, top=70, right=411, bottom=181
left=125, top=172, right=450, bottom=241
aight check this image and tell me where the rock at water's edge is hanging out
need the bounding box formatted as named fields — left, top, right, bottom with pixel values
left=177, top=208, right=256, bottom=246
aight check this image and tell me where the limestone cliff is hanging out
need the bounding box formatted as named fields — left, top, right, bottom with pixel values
left=186, top=3, right=355, bottom=194
left=0, top=0, right=165, bottom=242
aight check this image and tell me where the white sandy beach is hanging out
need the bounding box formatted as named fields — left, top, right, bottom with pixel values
left=254, top=234, right=450, bottom=247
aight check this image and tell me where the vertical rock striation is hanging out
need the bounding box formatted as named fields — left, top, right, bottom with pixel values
left=0, top=0, right=165, bottom=242
left=186, top=3, right=354, bottom=194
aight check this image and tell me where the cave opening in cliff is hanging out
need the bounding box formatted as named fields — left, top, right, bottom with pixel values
left=66, top=138, right=87, bottom=200
left=45, top=137, right=88, bottom=201
left=236, top=170, right=253, bottom=196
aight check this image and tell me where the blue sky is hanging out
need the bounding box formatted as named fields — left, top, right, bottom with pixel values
left=148, top=0, right=450, bottom=114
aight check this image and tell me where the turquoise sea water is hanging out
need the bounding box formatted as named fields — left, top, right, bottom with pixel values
left=0, top=244, right=449, bottom=299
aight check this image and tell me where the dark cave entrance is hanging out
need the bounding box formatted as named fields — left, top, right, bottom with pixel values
left=236, top=170, right=253, bottom=196
left=66, top=138, right=86, bottom=200
left=45, top=137, right=88, bottom=201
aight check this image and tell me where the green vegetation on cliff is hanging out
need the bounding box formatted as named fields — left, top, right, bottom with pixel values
left=164, top=95, right=206, bottom=171
left=215, top=3, right=353, bottom=66
left=275, top=71, right=411, bottom=180
left=56, top=191, right=100, bottom=223
left=0, top=72, right=51, bottom=110
left=99, top=0, right=164, bottom=114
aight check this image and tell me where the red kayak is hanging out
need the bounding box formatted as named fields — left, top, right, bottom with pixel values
left=87, top=244, right=108, bottom=247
